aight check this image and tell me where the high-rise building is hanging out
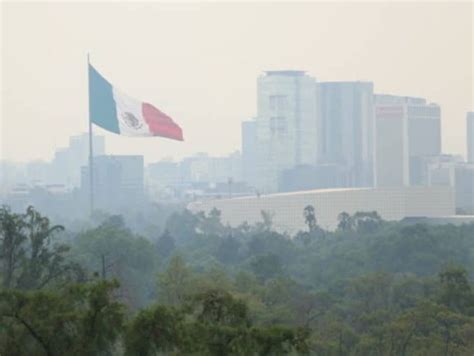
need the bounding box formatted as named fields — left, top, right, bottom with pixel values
left=407, top=104, right=441, bottom=157
left=374, top=95, right=441, bottom=187
left=319, top=81, right=374, bottom=186
left=375, top=104, right=409, bottom=187
left=467, top=112, right=474, bottom=163
left=51, top=133, right=105, bottom=188
left=255, top=71, right=318, bottom=193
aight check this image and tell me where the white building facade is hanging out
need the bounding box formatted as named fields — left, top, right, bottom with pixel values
left=374, top=95, right=441, bottom=187
left=188, top=186, right=455, bottom=234
left=255, top=71, right=319, bottom=193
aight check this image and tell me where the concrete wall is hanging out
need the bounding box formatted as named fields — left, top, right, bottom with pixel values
left=188, top=186, right=455, bottom=234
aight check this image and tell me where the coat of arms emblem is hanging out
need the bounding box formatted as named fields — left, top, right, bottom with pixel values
left=121, top=112, right=143, bottom=130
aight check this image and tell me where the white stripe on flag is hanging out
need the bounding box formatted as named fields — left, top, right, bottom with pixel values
left=112, top=88, right=152, bottom=137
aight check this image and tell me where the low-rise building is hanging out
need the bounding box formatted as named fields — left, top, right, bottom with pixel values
left=188, top=186, right=455, bottom=234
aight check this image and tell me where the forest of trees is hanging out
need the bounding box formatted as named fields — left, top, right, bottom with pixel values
left=1, top=205, right=474, bottom=355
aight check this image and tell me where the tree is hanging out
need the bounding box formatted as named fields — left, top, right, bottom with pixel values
left=125, top=304, right=184, bottom=356
left=352, top=211, right=384, bottom=234
left=251, top=254, right=283, bottom=282
left=74, top=217, right=157, bottom=309
left=124, top=289, right=309, bottom=355
left=259, top=210, right=274, bottom=232
left=0, top=206, right=27, bottom=289
left=155, top=229, right=175, bottom=259
left=157, top=255, right=194, bottom=305
left=165, top=209, right=200, bottom=244
left=0, top=280, right=125, bottom=356
left=438, top=266, right=474, bottom=314
left=0, top=206, right=82, bottom=290
left=303, top=205, right=317, bottom=232
left=198, top=208, right=225, bottom=236
left=337, top=212, right=354, bottom=232
left=215, top=235, right=241, bottom=264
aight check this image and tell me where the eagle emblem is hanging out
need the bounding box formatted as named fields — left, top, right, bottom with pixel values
left=121, top=112, right=143, bottom=130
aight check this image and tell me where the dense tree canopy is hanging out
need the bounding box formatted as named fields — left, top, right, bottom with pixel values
left=1, top=205, right=474, bottom=355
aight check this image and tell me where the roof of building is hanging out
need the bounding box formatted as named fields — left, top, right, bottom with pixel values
left=190, top=186, right=455, bottom=205
left=264, top=70, right=306, bottom=76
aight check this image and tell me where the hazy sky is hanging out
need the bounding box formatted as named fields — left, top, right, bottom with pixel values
left=1, top=1, right=473, bottom=163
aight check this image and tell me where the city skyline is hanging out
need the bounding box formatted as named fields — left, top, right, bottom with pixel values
left=2, top=2, right=472, bottom=163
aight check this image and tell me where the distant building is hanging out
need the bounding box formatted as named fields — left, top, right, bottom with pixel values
left=0, top=161, right=27, bottom=192
left=254, top=70, right=319, bottom=193
left=410, top=155, right=462, bottom=187
left=421, top=156, right=473, bottom=214
left=467, top=112, right=474, bottom=163
left=147, top=160, right=180, bottom=188
left=147, top=152, right=244, bottom=201
left=51, top=133, right=105, bottom=188
left=407, top=102, right=441, bottom=185
left=81, top=155, right=144, bottom=212
left=209, top=151, right=242, bottom=184
left=319, top=81, right=375, bottom=187
left=375, top=104, right=409, bottom=187
left=374, top=95, right=441, bottom=187
left=241, top=120, right=258, bottom=187
left=455, top=164, right=474, bottom=214
left=407, top=104, right=441, bottom=157
left=278, top=164, right=347, bottom=192
left=188, top=186, right=455, bottom=234
left=183, top=152, right=242, bottom=185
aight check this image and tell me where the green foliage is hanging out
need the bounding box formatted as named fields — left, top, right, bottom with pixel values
left=3, top=205, right=474, bottom=355
left=155, top=229, right=175, bottom=259
left=124, top=304, right=184, bottom=355
left=303, top=205, right=317, bottom=232
left=337, top=211, right=355, bottom=232
left=73, top=215, right=158, bottom=309
left=251, top=253, right=283, bottom=282
left=215, top=235, right=241, bottom=264
left=438, top=266, right=474, bottom=314
left=165, top=209, right=200, bottom=244
left=0, top=279, right=125, bottom=356
left=157, top=255, right=194, bottom=305
left=0, top=206, right=83, bottom=290
left=125, top=289, right=309, bottom=355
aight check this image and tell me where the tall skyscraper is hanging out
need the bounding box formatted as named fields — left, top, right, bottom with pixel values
left=467, top=112, right=474, bottom=163
left=254, top=70, right=318, bottom=193
left=319, top=81, right=374, bottom=187
left=374, top=95, right=441, bottom=187
left=375, top=104, right=409, bottom=187
left=407, top=104, right=441, bottom=157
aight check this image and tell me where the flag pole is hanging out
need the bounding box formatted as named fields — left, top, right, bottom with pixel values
left=88, top=53, right=94, bottom=217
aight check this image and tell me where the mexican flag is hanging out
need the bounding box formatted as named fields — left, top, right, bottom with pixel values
left=88, top=63, right=183, bottom=141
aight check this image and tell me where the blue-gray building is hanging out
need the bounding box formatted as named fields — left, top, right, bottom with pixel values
left=467, top=112, right=474, bottom=163
left=319, top=81, right=375, bottom=187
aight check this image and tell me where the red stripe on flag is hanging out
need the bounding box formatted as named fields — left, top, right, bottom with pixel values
left=142, top=103, right=184, bottom=141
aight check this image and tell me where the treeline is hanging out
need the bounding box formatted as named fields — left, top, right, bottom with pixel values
left=1, top=205, right=474, bottom=355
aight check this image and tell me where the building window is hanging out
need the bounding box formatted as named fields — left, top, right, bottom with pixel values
left=269, top=95, right=288, bottom=111
left=270, top=116, right=287, bottom=135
